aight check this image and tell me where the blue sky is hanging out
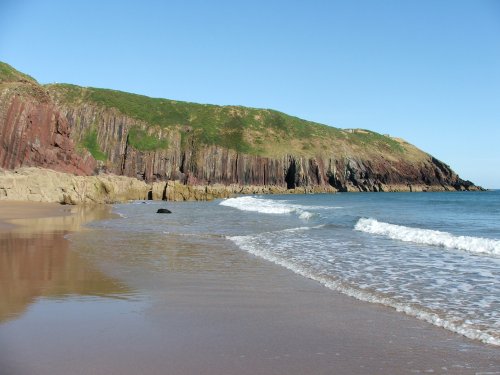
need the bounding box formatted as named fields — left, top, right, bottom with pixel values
left=1, top=0, right=499, bottom=187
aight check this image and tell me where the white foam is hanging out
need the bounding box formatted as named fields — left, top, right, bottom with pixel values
left=220, top=196, right=315, bottom=220
left=162, top=231, right=224, bottom=239
left=299, top=211, right=314, bottom=220
left=293, top=204, right=344, bottom=211
left=282, top=226, right=313, bottom=233
left=227, top=234, right=500, bottom=346
left=355, top=218, right=500, bottom=257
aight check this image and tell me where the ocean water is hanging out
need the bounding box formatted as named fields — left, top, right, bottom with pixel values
left=91, top=191, right=500, bottom=346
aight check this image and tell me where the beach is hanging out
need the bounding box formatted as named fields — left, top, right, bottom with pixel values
left=0, top=199, right=499, bottom=375
left=0, top=201, right=71, bottom=230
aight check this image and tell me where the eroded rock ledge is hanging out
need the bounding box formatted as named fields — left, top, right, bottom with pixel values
left=0, top=168, right=149, bottom=204
left=0, top=167, right=483, bottom=205
left=0, top=167, right=331, bottom=204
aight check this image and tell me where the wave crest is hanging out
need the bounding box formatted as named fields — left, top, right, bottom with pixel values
left=219, top=196, right=315, bottom=220
left=355, top=218, right=500, bottom=257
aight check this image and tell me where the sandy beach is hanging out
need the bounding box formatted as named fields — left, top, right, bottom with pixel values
left=0, top=201, right=499, bottom=375
left=0, top=201, right=71, bottom=230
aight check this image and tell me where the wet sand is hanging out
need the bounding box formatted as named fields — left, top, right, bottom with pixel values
left=0, top=201, right=70, bottom=231
left=0, top=202, right=499, bottom=374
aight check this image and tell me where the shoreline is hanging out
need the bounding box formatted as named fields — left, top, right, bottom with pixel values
left=0, top=200, right=114, bottom=235
left=0, top=167, right=484, bottom=206
left=0, top=201, right=499, bottom=374
left=0, top=201, right=72, bottom=229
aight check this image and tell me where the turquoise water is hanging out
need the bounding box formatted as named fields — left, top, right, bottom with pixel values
left=93, top=191, right=500, bottom=346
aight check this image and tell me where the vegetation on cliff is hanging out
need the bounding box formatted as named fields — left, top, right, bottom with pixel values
left=0, top=60, right=480, bottom=192
left=45, top=83, right=404, bottom=158
left=0, top=62, right=36, bottom=84
left=0, top=62, right=97, bottom=175
left=128, top=126, right=169, bottom=152
left=81, top=130, right=107, bottom=161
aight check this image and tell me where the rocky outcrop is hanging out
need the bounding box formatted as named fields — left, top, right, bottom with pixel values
left=0, top=83, right=96, bottom=175
left=0, top=62, right=482, bottom=202
left=152, top=180, right=335, bottom=201
left=49, top=102, right=481, bottom=193
left=0, top=167, right=150, bottom=204
left=0, top=168, right=298, bottom=204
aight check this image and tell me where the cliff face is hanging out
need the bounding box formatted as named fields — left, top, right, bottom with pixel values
left=52, top=102, right=477, bottom=193
left=0, top=61, right=481, bottom=199
left=0, top=79, right=95, bottom=175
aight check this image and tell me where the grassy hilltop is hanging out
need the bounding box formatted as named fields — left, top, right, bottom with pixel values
left=44, top=82, right=405, bottom=158
left=2, top=61, right=480, bottom=192
left=1, top=60, right=406, bottom=159
left=0, top=61, right=36, bottom=84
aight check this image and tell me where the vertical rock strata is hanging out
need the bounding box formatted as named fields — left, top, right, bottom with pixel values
left=54, top=102, right=477, bottom=194
left=0, top=83, right=95, bottom=175
left=0, top=63, right=481, bottom=204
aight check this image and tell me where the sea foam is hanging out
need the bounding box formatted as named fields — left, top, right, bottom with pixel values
left=355, top=218, right=500, bottom=257
left=220, top=196, right=315, bottom=219
left=227, top=233, right=500, bottom=346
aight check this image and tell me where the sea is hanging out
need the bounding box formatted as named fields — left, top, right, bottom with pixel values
left=84, top=190, right=500, bottom=346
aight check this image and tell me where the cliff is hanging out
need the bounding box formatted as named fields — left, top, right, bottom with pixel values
left=0, top=61, right=481, bottom=202
left=0, top=63, right=95, bottom=175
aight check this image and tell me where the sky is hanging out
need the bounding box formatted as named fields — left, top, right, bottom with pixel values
left=1, top=0, right=499, bottom=188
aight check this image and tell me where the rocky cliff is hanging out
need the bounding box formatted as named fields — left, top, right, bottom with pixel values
left=0, top=62, right=481, bottom=202
left=0, top=64, right=95, bottom=175
left=47, top=86, right=478, bottom=193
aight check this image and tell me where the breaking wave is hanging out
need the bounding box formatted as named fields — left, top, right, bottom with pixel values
left=355, top=218, right=500, bottom=257
left=220, top=196, right=315, bottom=220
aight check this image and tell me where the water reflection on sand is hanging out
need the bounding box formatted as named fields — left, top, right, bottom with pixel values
left=0, top=205, right=132, bottom=323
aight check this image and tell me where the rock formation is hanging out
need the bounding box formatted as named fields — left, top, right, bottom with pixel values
left=0, top=61, right=482, bottom=204
left=49, top=97, right=479, bottom=194
left=0, top=71, right=95, bottom=175
left=0, top=168, right=150, bottom=204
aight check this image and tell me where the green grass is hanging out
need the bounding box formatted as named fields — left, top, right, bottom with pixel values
left=81, top=130, right=107, bottom=161
left=49, top=83, right=86, bottom=103
left=0, top=61, right=36, bottom=84
left=348, top=130, right=404, bottom=153
left=46, top=83, right=405, bottom=157
left=47, top=85, right=343, bottom=137
left=1, top=61, right=406, bottom=158
left=128, top=126, right=169, bottom=151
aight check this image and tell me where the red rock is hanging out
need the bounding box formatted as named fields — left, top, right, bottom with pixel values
left=0, top=88, right=96, bottom=175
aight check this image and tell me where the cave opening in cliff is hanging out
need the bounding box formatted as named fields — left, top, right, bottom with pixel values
left=285, top=160, right=297, bottom=189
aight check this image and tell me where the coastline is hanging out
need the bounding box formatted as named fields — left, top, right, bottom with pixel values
left=0, top=201, right=119, bottom=326
left=0, top=201, right=71, bottom=230
left=1, top=200, right=499, bottom=374
left=0, top=167, right=485, bottom=208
